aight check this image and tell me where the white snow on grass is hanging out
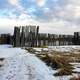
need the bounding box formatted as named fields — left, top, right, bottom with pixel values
left=48, top=46, right=80, bottom=52
left=0, top=45, right=80, bottom=80
left=33, top=46, right=80, bottom=53
left=33, top=48, right=49, bottom=52
left=70, top=63, right=80, bottom=73
left=0, top=45, right=12, bottom=48
left=0, top=45, right=55, bottom=80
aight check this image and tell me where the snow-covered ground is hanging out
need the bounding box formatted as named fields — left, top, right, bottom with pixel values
left=0, top=45, right=12, bottom=48
left=70, top=63, right=80, bottom=73
left=33, top=45, right=80, bottom=52
left=0, top=45, right=56, bottom=80
left=48, top=46, right=80, bottom=52
left=0, top=45, right=80, bottom=80
left=33, top=45, right=80, bottom=80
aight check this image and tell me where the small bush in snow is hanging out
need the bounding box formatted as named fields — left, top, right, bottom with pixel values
left=70, top=75, right=80, bottom=80
left=25, top=48, right=36, bottom=53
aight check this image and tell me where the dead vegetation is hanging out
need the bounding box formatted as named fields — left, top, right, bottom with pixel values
left=70, top=75, right=80, bottom=80
left=25, top=48, right=36, bottom=53
left=36, top=50, right=80, bottom=76
left=25, top=47, right=80, bottom=76
left=0, top=58, right=5, bottom=67
left=36, top=53, right=74, bottom=76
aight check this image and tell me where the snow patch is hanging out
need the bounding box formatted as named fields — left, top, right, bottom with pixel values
left=0, top=45, right=55, bottom=80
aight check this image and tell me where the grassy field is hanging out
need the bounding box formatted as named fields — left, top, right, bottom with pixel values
left=25, top=47, right=80, bottom=79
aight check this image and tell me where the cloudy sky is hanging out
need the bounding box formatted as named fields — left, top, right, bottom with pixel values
left=0, top=0, right=80, bottom=34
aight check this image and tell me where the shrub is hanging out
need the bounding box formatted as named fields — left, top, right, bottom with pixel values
left=25, top=48, right=36, bottom=53
left=70, top=75, right=80, bottom=80
left=54, top=67, right=73, bottom=76
left=37, top=53, right=73, bottom=76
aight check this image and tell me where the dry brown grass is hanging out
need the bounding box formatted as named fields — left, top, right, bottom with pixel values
left=37, top=52, right=74, bottom=76
left=25, top=48, right=36, bottom=53
left=70, top=75, right=80, bottom=80
left=25, top=47, right=80, bottom=76
left=54, top=68, right=73, bottom=76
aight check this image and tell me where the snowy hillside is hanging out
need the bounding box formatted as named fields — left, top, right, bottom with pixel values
left=0, top=45, right=55, bottom=80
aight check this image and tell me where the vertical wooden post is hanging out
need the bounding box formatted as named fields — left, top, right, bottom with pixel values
left=36, top=26, right=39, bottom=47
left=24, top=26, right=29, bottom=47
left=13, top=26, right=20, bottom=47
left=21, top=26, right=25, bottom=47
left=29, top=26, right=36, bottom=47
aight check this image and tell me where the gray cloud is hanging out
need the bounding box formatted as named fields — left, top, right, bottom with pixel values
left=0, top=0, right=80, bottom=34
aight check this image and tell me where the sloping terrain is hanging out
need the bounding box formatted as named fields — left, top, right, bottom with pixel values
left=0, top=45, right=55, bottom=80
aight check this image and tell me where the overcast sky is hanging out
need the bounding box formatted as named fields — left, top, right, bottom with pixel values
left=0, top=0, right=80, bottom=35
